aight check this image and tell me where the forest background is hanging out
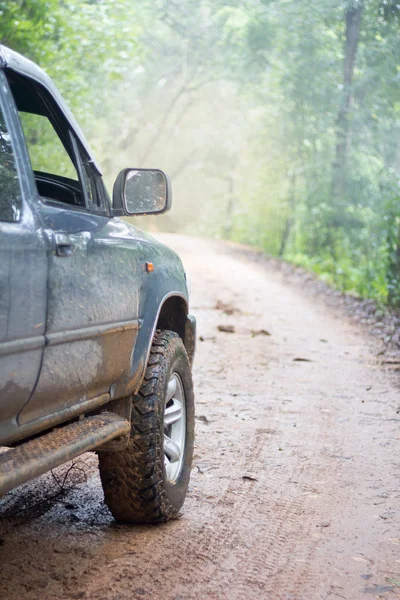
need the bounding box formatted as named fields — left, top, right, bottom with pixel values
left=1, top=0, right=399, bottom=306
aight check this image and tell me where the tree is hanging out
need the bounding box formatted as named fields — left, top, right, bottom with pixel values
left=332, top=0, right=364, bottom=213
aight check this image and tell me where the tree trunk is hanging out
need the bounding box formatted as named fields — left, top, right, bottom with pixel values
left=223, top=175, right=236, bottom=240
left=332, top=1, right=363, bottom=208
left=279, top=172, right=296, bottom=257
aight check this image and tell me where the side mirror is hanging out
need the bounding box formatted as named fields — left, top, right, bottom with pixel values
left=112, top=168, right=172, bottom=216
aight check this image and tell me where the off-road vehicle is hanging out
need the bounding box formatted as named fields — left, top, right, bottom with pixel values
left=0, top=45, right=195, bottom=523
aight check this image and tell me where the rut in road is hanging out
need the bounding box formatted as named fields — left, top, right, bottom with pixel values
left=0, top=234, right=399, bottom=600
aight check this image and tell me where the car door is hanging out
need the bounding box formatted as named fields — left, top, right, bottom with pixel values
left=19, top=205, right=142, bottom=425
left=5, top=73, right=142, bottom=425
left=0, top=72, right=47, bottom=441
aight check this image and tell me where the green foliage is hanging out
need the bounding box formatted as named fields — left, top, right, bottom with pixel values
left=221, top=0, right=400, bottom=307
left=0, top=0, right=61, bottom=61
left=383, top=196, right=400, bottom=306
left=0, top=0, right=143, bottom=147
left=0, top=0, right=399, bottom=307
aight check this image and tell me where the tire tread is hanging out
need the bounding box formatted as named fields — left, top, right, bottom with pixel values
left=99, top=330, right=192, bottom=524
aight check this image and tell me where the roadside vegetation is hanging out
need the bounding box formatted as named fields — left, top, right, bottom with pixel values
left=1, top=0, right=399, bottom=306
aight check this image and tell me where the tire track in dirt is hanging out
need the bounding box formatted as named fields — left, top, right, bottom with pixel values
left=151, top=392, right=340, bottom=600
left=192, top=408, right=340, bottom=599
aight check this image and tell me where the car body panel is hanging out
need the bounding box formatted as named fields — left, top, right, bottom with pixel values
left=0, top=71, right=48, bottom=440
left=0, top=45, right=193, bottom=448
left=19, top=210, right=142, bottom=424
left=18, top=215, right=189, bottom=427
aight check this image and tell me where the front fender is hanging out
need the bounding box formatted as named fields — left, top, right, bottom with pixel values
left=184, top=314, right=196, bottom=366
left=134, top=290, right=188, bottom=390
left=109, top=229, right=192, bottom=398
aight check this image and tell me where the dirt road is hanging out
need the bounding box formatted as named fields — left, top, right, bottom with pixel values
left=1, top=235, right=399, bottom=600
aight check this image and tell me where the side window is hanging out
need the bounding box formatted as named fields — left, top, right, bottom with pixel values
left=0, top=104, right=22, bottom=222
left=7, top=71, right=87, bottom=209
left=19, top=112, right=77, bottom=180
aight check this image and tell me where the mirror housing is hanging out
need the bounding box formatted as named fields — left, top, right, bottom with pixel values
left=112, top=168, right=172, bottom=217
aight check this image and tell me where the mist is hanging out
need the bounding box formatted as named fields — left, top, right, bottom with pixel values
left=1, top=0, right=399, bottom=305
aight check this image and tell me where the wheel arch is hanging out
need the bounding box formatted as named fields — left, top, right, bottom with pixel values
left=110, top=292, right=195, bottom=400
left=156, top=295, right=187, bottom=341
left=154, top=293, right=196, bottom=367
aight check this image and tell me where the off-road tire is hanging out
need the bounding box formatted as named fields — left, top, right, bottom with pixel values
left=98, top=330, right=195, bottom=524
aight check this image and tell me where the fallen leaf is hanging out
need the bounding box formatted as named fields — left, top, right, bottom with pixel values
left=293, top=357, right=313, bottom=362
left=218, top=325, right=235, bottom=333
left=196, top=415, right=209, bottom=425
left=242, top=474, right=258, bottom=482
left=251, top=329, right=271, bottom=337
left=214, top=300, right=240, bottom=315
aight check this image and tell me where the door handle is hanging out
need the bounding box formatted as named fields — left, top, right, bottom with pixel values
left=53, top=233, right=75, bottom=257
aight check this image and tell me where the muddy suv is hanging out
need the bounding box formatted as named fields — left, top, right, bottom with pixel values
left=0, top=46, right=195, bottom=523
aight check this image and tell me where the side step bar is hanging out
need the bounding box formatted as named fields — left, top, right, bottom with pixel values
left=0, top=413, right=130, bottom=497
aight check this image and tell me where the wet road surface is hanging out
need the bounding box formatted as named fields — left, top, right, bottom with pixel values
left=0, top=234, right=399, bottom=599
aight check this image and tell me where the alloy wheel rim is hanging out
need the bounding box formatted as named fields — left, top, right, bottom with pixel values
left=164, top=372, right=186, bottom=483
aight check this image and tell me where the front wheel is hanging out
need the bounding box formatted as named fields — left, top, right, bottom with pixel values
left=99, top=330, right=195, bottom=524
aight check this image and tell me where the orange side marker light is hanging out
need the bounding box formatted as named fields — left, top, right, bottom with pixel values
left=146, top=262, right=155, bottom=273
